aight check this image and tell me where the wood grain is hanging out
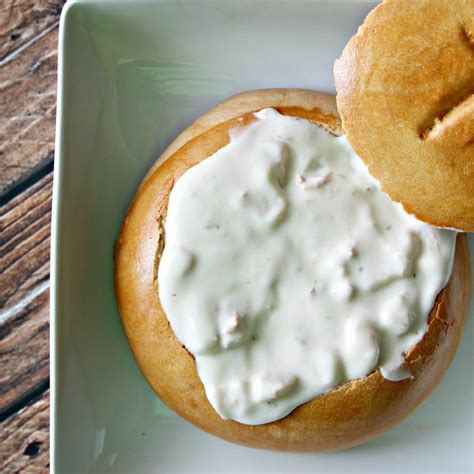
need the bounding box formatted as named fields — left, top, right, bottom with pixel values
left=0, top=287, right=49, bottom=420
left=0, top=0, right=65, bottom=61
left=0, top=28, right=57, bottom=199
left=0, top=390, right=50, bottom=473
left=0, top=172, right=52, bottom=309
left=0, top=169, right=52, bottom=418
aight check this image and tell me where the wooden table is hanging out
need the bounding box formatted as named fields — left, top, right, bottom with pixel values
left=0, top=1, right=66, bottom=471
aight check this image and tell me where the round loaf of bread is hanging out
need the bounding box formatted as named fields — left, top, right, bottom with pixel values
left=334, top=0, right=474, bottom=231
left=114, top=89, right=471, bottom=452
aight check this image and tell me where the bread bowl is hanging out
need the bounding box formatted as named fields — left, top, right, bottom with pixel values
left=114, top=89, right=470, bottom=451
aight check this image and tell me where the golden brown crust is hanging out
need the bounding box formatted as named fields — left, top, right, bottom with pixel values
left=334, top=0, right=474, bottom=231
left=115, top=89, right=471, bottom=451
left=141, top=88, right=341, bottom=183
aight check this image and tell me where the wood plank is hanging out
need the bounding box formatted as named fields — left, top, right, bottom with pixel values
left=0, top=28, right=57, bottom=199
left=0, top=172, right=52, bottom=309
left=0, top=288, right=49, bottom=419
left=0, top=390, right=50, bottom=473
left=0, top=152, right=52, bottom=420
left=0, top=113, right=53, bottom=422
left=0, top=0, right=65, bottom=61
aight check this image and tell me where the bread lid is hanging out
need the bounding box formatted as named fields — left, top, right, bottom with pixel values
left=334, top=0, right=474, bottom=231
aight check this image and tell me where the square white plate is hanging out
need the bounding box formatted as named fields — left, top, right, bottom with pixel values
left=51, top=1, right=474, bottom=472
